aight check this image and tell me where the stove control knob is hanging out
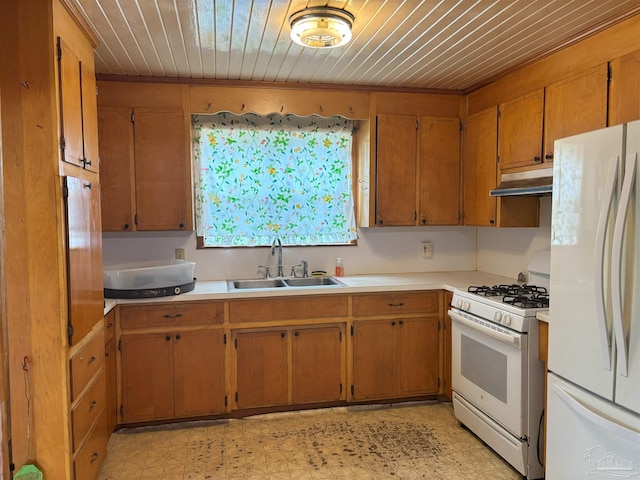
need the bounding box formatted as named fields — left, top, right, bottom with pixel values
left=462, top=301, right=471, bottom=311
left=503, top=315, right=512, bottom=326
left=494, top=311, right=503, bottom=323
left=456, top=299, right=463, bottom=308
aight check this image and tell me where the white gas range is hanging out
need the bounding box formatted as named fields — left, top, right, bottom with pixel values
left=448, top=253, right=550, bottom=480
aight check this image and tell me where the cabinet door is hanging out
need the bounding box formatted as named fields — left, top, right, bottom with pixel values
left=609, top=49, right=640, bottom=126
left=174, top=330, right=226, bottom=417
left=498, top=89, right=544, bottom=169
left=104, top=337, right=117, bottom=434
left=292, top=326, right=342, bottom=404
left=121, top=333, right=174, bottom=422
left=419, top=116, right=461, bottom=225
left=64, top=176, right=103, bottom=344
left=352, top=320, right=396, bottom=400
left=80, top=62, right=99, bottom=172
left=375, top=114, right=417, bottom=226
left=443, top=291, right=453, bottom=400
left=543, top=64, right=608, bottom=162
left=235, top=330, right=288, bottom=409
left=57, top=37, right=84, bottom=169
left=98, top=107, right=135, bottom=231
left=397, top=317, right=440, bottom=397
left=134, top=108, right=188, bottom=230
left=464, top=107, right=498, bottom=226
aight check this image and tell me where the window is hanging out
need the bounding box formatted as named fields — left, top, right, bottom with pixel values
left=193, top=112, right=358, bottom=247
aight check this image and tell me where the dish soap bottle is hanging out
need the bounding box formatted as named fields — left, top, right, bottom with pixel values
left=335, top=257, right=344, bottom=277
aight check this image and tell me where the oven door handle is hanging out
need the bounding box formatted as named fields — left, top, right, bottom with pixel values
left=448, top=310, right=521, bottom=349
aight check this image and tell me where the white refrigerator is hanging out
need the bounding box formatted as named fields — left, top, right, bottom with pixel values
left=547, top=120, right=640, bottom=478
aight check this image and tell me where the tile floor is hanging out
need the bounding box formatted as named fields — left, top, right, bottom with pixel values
left=97, top=402, right=523, bottom=479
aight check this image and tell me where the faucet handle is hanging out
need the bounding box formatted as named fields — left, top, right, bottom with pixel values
left=300, top=260, right=309, bottom=278
left=258, top=265, right=271, bottom=279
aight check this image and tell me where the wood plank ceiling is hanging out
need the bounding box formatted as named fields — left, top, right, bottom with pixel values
left=70, top=0, right=640, bottom=91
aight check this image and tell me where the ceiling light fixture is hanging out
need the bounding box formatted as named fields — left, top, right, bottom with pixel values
left=289, top=7, right=354, bottom=49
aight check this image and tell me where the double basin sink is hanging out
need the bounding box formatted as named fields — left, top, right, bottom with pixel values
left=228, top=276, right=344, bottom=291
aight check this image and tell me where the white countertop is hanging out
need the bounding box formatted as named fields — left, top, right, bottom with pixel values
left=536, top=311, right=550, bottom=323
left=103, top=270, right=516, bottom=313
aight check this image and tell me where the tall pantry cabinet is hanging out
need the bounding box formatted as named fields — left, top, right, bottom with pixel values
left=1, top=1, right=106, bottom=478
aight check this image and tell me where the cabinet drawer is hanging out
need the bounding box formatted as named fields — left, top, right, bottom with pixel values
left=229, top=295, right=349, bottom=323
left=72, top=372, right=106, bottom=451
left=104, top=310, right=115, bottom=344
left=70, top=330, right=105, bottom=401
left=73, top=411, right=107, bottom=480
left=120, top=302, right=223, bottom=329
left=352, top=291, right=440, bottom=316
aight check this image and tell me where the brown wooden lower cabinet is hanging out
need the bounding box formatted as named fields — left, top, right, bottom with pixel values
left=234, top=324, right=345, bottom=409
left=104, top=335, right=117, bottom=434
left=292, top=326, right=343, bottom=404
left=352, top=317, right=439, bottom=400
left=235, top=330, right=289, bottom=409
left=443, top=291, right=453, bottom=400
left=120, top=329, right=225, bottom=423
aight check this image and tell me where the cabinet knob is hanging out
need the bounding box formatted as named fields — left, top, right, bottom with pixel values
left=175, top=334, right=181, bottom=340
left=88, top=400, right=97, bottom=411
left=179, top=223, right=185, bottom=229
left=123, top=224, right=130, bottom=230
left=391, top=321, right=396, bottom=326
left=533, top=156, right=541, bottom=162
left=280, top=332, right=286, bottom=338
left=545, top=153, right=553, bottom=160
left=489, top=219, right=495, bottom=225
left=378, top=219, right=384, bottom=225
left=399, top=320, right=404, bottom=326
left=421, top=218, right=427, bottom=225
left=165, top=335, right=171, bottom=341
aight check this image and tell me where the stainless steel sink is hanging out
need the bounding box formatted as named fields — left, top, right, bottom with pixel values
left=284, top=277, right=344, bottom=287
left=227, top=276, right=344, bottom=291
left=228, top=278, right=287, bottom=290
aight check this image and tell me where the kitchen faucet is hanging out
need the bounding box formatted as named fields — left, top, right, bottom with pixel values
left=271, top=237, right=284, bottom=277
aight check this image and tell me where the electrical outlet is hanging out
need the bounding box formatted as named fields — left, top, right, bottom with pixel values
left=175, top=248, right=185, bottom=260
left=421, top=241, right=433, bottom=259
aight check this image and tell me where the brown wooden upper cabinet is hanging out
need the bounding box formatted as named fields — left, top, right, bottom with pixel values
left=57, top=37, right=99, bottom=173
left=375, top=114, right=461, bottom=226
left=464, top=107, right=498, bottom=226
left=98, top=106, right=191, bottom=231
left=498, top=89, right=545, bottom=170
left=543, top=63, right=608, bottom=162
left=609, top=49, right=640, bottom=126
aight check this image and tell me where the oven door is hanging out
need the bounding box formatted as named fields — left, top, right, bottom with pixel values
left=449, top=308, right=527, bottom=438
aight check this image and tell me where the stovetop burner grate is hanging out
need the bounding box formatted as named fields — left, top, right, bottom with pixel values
left=467, top=284, right=549, bottom=307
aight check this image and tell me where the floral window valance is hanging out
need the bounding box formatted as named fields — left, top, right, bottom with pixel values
left=192, top=112, right=358, bottom=247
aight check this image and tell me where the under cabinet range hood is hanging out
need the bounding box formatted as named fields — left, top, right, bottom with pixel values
left=490, top=167, right=553, bottom=197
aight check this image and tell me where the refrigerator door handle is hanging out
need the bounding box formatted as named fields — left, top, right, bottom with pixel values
left=552, top=380, right=640, bottom=444
left=594, top=156, right=618, bottom=371
left=611, top=152, right=637, bottom=378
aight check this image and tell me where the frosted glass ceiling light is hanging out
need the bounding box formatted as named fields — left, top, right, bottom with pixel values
left=290, top=7, right=354, bottom=48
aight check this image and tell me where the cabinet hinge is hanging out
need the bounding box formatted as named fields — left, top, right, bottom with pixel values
left=60, top=135, right=66, bottom=155
left=235, top=392, right=238, bottom=402
left=223, top=333, right=227, bottom=344
left=497, top=108, right=501, bottom=118
left=63, top=181, right=69, bottom=199
left=415, top=120, right=419, bottom=130
left=340, top=383, right=343, bottom=394
left=607, top=64, right=613, bottom=83
left=118, top=339, right=122, bottom=351
left=120, top=404, right=124, bottom=417
left=131, top=111, right=135, bottom=123
left=414, top=211, right=417, bottom=221
left=56, top=38, right=62, bottom=61
left=350, top=325, right=354, bottom=336
left=496, top=155, right=500, bottom=164
left=460, top=122, right=466, bottom=131
left=134, top=214, right=138, bottom=225
left=67, top=324, right=74, bottom=339
left=339, top=331, right=342, bottom=342
left=224, top=395, right=228, bottom=407
left=234, top=338, right=238, bottom=349
left=8, top=438, right=14, bottom=473
left=351, top=385, right=354, bottom=395
left=458, top=211, right=462, bottom=223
